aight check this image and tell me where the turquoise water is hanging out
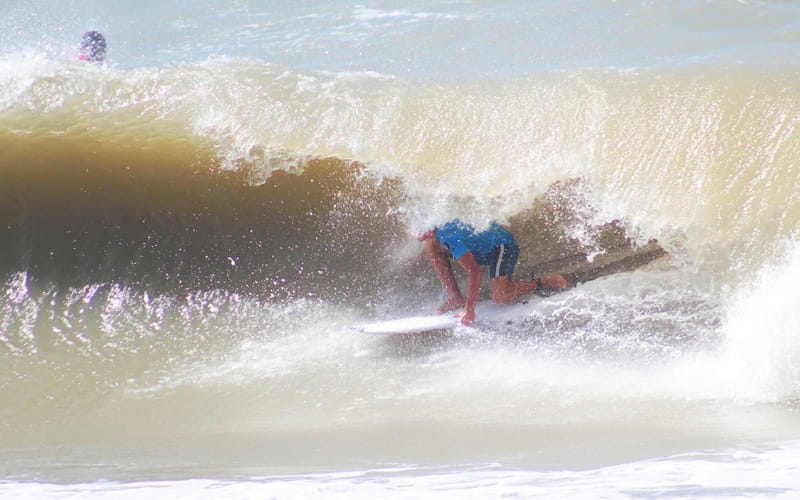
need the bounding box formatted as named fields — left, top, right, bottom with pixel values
left=5, top=0, right=800, bottom=74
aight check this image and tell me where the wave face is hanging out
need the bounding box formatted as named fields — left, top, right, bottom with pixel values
left=3, top=61, right=798, bottom=284
left=2, top=0, right=800, bottom=493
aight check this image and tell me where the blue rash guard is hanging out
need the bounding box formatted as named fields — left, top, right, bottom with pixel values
left=435, top=220, right=520, bottom=278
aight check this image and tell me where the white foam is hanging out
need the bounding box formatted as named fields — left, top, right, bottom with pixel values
left=718, top=243, right=800, bottom=402
left=4, top=442, right=800, bottom=499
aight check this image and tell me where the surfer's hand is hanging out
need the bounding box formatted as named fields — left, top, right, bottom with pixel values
left=459, top=309, right=475, bottom=326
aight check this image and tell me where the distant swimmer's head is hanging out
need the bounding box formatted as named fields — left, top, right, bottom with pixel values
left=78, top=30, right=106, bottom=62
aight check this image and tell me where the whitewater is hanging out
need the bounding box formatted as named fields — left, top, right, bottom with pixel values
left=2, top=1, right=800, bottom=498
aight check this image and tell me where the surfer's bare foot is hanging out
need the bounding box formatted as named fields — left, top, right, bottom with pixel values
left=531, top=273, right=570, bottom=297
left=539, top=274, right=568, bottom=290
left=437, top=296, right=466, bottom=314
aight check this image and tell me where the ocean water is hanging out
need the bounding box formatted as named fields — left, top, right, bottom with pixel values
left=2, top=1, right=800, bottom=498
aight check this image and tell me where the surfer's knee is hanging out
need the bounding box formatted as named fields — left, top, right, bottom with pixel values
left=490, top=276, right=515, bottom=304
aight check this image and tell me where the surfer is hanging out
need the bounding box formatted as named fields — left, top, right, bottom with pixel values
left=418, top=220, right=568, bottom=326
left=78, top=31, right=106, bottom=62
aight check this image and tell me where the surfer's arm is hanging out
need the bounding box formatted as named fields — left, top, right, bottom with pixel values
left=456, top=252, right=482, bottom=325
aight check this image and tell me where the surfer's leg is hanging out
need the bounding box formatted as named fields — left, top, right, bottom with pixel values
left=488, top=244, right=535, bottom=303
left=490, top=276, right=537, bottom=303
left=489, top=274, right=567, bottom=303
left=488, top=243, right=567, bottom=303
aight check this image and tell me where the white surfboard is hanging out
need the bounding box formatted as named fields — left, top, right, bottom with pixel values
left=353, top=300, right=531, bottom=335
